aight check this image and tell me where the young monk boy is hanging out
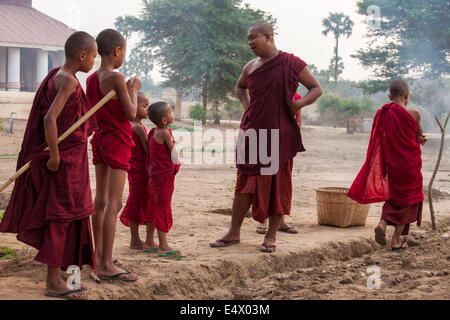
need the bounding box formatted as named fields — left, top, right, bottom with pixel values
left=0, top=31, right=98, bottom=300
left=145, top=102, right=183, bottom=258
left=86, top=29, right=141, bottom=281
left=348, top=79, right=427, bottom=251
left=120, top=92, right=152, bottom=250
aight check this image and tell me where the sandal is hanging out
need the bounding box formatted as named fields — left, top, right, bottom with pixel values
left=98, top=271, right=138, bottom=282
left=278, top=226, right=298, bottom=234
left=45, top=288, right=88, bottom=300
left=392, top=238, right=408, bottom=251
left=261, top=236, right=276, bottom=253
left=256, top=226, right=267, bottom=234
left=210, top=239, right=240, bottom=248
left=374, top=226, right=387, bottom=246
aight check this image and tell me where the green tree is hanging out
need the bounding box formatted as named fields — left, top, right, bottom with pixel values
left=117, top=0, right=274, bottom=125
left=322, top=12, right=354, bottom=87
left=354, top=0, right=450, bottom=93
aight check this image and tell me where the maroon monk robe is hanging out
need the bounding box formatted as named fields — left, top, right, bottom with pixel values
left=145, top=128, right=180, bottom=233
left=120, top=123, right=150, bottom=226
left=348, top=102, right=424, bottom=235
left=87, top=72, right=135, bottom=171
left=0, top=68, right=97, bottom=270
left=237, top=51, right=307, bottom=176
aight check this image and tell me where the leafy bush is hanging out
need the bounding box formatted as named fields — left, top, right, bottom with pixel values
left=317, top=94, right=376, bottom=124
left=221, top=98, right=244, bottom=121
left=189, top=103, right=207, bottom=121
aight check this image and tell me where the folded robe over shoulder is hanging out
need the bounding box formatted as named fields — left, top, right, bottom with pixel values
left=237, top=51, right=307, bottom=176
left=348, top=102, right=424, bottom=207
left=0, top=68, right=97, bottom=269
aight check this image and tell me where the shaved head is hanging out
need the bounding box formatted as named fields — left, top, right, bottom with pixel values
left=96, top=29, right=126, bottom=56
left=389, top=79, right=409, bottom=99
left=65, top=31, right=96, bottom=59
left=249, top=22, right=274, bottom=37
left=148, top=102, right=169, bottom=126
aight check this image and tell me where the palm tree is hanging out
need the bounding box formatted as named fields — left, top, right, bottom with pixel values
left=322, top=13, right=354, bottom=86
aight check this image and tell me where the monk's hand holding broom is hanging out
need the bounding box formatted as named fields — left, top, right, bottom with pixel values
left=0, top=90, right=116, bottom=193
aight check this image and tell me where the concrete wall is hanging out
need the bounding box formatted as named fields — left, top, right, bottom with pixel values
left=0, top=91, right=35, bottom=120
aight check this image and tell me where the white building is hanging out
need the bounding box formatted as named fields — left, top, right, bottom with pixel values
left=0, top=0, right=74, bottom=92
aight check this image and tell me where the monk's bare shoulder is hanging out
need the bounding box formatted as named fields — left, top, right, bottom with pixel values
left=133, top=122, right=146, bottom=136
left=245, top=58, right=262, bottom=75
left=54, top=70, right=78, bottom=93
left=406, top=108, right=421, bottom=123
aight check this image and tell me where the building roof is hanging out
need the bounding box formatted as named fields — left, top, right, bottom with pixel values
left=0, top=3, right=75, bottom=51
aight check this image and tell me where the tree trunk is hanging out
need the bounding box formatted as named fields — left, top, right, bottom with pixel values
left=201, top=76, right=208, bottom=125
left=175, top=89, right=182, bottom=121
left=213, top=99, right=221, bottom=125
left=429, top=111, right=450, bottom=231
left=334, top=36, right=339, bottom=87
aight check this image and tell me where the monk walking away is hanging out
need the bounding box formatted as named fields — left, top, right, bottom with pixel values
left=87, top=29, right=141, bottom=282
left=348, top=79, right=427, bottom=251
left=0, top=31, right=98, bottom=300
left=120, top=92, right=153, bottom=250
left=210, top=22, right=322, bottom=252
left=145, top=102, right=184, bottom=259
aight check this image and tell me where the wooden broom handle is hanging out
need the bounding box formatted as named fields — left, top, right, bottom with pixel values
left=0, top=90, right=116, bottom=193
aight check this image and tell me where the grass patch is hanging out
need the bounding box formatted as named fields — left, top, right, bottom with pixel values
left=0, top=119, right=3, bottom=130
left=0, top=247, right=17, bottom=260
left=168, top=124, right=195, bottom=132
left=0, top=210, right=4, bottom=222
left=0, top=154, right=18, bottom=159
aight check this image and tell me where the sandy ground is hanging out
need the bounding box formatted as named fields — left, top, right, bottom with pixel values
left=0, top=119, right=449, bottom=300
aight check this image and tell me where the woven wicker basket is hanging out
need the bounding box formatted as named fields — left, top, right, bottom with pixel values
left=315, top=187, right=370, bottom=228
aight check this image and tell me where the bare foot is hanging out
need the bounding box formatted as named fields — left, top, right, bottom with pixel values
left=97, top=263, right=138, bottom=282
left=46, top=277, right=88, bottom=300
left=261, top=236, right=276, bottom=253
left=129, top=239, right=144, bottom=250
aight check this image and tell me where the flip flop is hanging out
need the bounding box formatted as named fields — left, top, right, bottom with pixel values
left=261, top=243, right=276, bottom=253
left=158, top=250, right=186, bottom=259
left=256, top=226, right=267, bottom=234
left=45, top=288, right=87, bottom=300
left=210, top=239, right=240, bottom=248
left=98, top=271, right=138, bottom=282
left=392, top=238, right=408, bottom=252
left=143, top=248, right=159, bottom=253
left=374, top=226, right=387, bottom=246
left=278, top=226, right=298, bottom=234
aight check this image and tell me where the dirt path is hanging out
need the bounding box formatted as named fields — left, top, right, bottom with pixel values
left=0, top=120, right=448, bottom=300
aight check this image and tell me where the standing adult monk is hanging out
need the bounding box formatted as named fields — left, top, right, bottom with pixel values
left=210, top=22, right=322, bottom=252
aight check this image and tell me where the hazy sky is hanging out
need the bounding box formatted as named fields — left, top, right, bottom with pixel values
left=33, top=0, right=373, bottom=82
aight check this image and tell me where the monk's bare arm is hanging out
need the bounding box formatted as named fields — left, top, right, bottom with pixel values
left=112, top=73, right=141, bottom=121
left=133, top=123, right=148, bottom=153
left=236, top=64, right=251, bottom=110
left=44, top=74, right=78, bottom=172
left=408, top=108, right=427, bottom=144
left=291, top=67, right=323, bottom=115
left=160, top=129, right=179, bottom=164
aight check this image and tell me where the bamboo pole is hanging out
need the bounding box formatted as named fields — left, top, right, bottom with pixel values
left=0, top=90, right=116, bottom=193
left=428, top=111, right=450, bottom=231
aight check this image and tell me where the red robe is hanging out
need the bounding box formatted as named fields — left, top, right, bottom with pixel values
left=145, top=128, right=180, bottom=233
left=348, top=102, right=424, bottom=234
left=0, top=68, right=97, bottom=270
left=237, top=51, right=307, bottom=176
left=120, top=123, right=150, bottom=226
left=86, top=72, right=134, bottom=171
left=235, top=53, right=306, bottom=223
